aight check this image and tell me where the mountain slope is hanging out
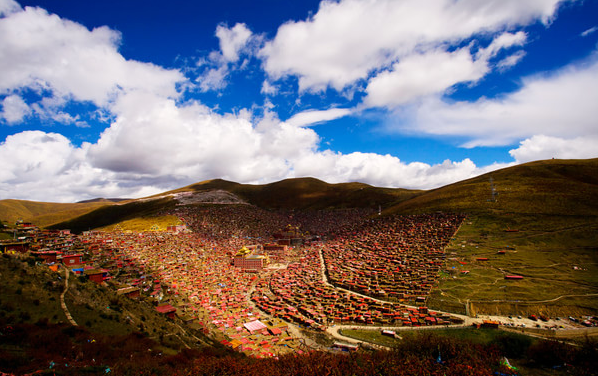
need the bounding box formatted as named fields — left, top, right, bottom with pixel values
left=47, top=178, right=417, bottom=232
left=384, top=158, right=598, bottom=216
left=12, top=158, right=598, bottom=232
left=0, top=199, right=114, bottom=228
left=180, top=177, right=420, bottom=210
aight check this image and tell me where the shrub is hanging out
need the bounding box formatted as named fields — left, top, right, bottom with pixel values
left=494, top=333, right=532, bottom=358
left=527, top=339, right=573, bottom=367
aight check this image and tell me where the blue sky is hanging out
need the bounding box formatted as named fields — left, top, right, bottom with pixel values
left=1, top=0, right=597, bottom=202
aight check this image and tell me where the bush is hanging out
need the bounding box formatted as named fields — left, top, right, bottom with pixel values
left=494, top=333, right=532, bottom=358
left=527, top=339, right=573, bottom=367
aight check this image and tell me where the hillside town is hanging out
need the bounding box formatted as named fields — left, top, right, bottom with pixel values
left=1, top=205, right=596, bottom=358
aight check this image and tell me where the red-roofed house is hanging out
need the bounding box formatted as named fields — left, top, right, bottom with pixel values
left=244, top=320, right=268, bottom=334
left=62, top=254, right=84, bottom=266
left=156, top=304, right=177, bottom=319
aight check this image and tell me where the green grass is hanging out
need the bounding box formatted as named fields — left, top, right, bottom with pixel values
left=98, top=215, right=183, bottom=232
left=428, top=213, right=598, bottom=316
left=340, top=327, right=537, bottom=355
left=340, top=329, right=402, bottom=348
left=385, top=158, right=598, bottom=216
left=49, top=198, right=177, bottom=233
left=0, top=254, right=209, bottom=352
left=0, top=199, right=112, bottom=228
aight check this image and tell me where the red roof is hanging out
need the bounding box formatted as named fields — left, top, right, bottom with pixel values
left=155, top=304, right=176, bottom=314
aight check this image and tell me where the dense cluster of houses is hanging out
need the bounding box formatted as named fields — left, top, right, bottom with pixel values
left=2, top=206, right=468, bottom=356
left=252, top=246, right=457, bottom=328
left=322, top=213, right=466, bottom=304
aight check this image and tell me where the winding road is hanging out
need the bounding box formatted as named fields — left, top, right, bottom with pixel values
left=60, top=268, right=78, bottom=326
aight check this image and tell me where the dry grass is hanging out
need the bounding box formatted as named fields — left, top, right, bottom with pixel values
left=429, top=213, right=598, bottom=316
left=0, top=199, right=113, bottom=228
left=99, top=215, right=183, bottom=232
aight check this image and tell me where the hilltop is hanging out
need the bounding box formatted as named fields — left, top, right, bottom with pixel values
left=46, top=177, right=418, bottom=233
left=1, top=158, right=593, bottom=234
left=384, top=158, right=598, bottom=216
left=165, top=177, right=419, bottom=210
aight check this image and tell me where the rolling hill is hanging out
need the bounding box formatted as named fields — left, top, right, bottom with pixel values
left=48, top=177, right=420, bottom=233
left=4, top=158, right=597, bottom=233
left=383, top=158, right=598, bottom=216
left=0, top=199, right=116, bottom=228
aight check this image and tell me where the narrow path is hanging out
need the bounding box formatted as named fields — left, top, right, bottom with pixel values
left=60, top=268, right=78, bottom=326
left=317, top=247, right=469, bottom=318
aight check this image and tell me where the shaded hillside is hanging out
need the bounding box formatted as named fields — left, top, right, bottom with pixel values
left=384, top=158, right=598, bottom=216
left=12, top=159, right=598, bottom=233
left=0, top=253, right=217, bottom=375
left=181, top=177, right=420, bottom=210
left=48, top=177, right=417, bottom=233
left=49, top=198, right=176, bottom=233
left=0, top=199, right=112, bottom=228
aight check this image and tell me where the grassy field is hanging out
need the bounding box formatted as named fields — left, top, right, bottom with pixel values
left=0, top=254, right=208, bottom=352
left=0, top=199, right=112, bottom=228
left=428, top=213, right=598, bottom=316
left=98, top=215, right=183, bottom=232
left=341, top=327, right=535, bottom=348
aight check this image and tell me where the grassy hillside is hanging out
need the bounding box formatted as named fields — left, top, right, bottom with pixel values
left=52, top=177, right=418, bottom=232
left=48, top=198, right=176, bottom=233
left=388, top=159, right=598, bottom=316
left=2, top=255, right=595, bottom=375
left=0, top=253, right=212, bottom=348
left=0, top=199, right=112, bottom=228
left=177, top=177, right=420, bottom=210
left=384, top=158, right=598, bottom=216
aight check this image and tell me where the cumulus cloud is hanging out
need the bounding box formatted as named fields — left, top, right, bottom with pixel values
left=261, top=0, right=565, bottom=92
left=0, top=91, right=506, bottom=201
left=87, top=90, right=320, bottom=182
left=396, top=56, right=598, bottom=147
left=1, top=94, right=30, bottom=123
left=216, top=23, right=253, bottom=62
left=1, top=0, right=592, bottom=204
left=509, top=135, right=598, bottom=162
left=0, top=5, right=183, bottom=108
left=197, top=23, right=258, bottom=92
left=292, top=151, right=510, bottom=189
left=363, top=47, right=487, bottom=108
left=0, top=124, right=509, bottom=202
left=0, top=0, right=20, bottom=16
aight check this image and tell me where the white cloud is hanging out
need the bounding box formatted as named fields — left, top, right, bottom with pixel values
left=509, top=135, right=598, bottom=162
left=261, top=0, right=566, bottom=92
left=581, top=26, right=598, bottom=37
left=476, top=31, right=527, bottom=61
left=0, top=5, right=183, bottom=107
left=292, top=151, right=510, bottom=189
left=0, top=0, right=20, bottom=16
left=363, top=47, right=487, bottom=108
left=197, top=65, right=228, bottom=92
left=261, top=80, right=278, bottom=95
left=1, top=94, right=30, bottom=123
left=496, top=50, right=526, bottom=70
left=196, top=23, right=259, bottom=92
left=0, top=96, right=509, bottom=201
left=87, top=91, right=319, bottom=181
left=286, top=108, right=352, bottom=127
left=397, top=56, right=598, bottom=147
left=0, top=131, right=98, bottom=202
left=216, top=23, right=253, bottom=63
